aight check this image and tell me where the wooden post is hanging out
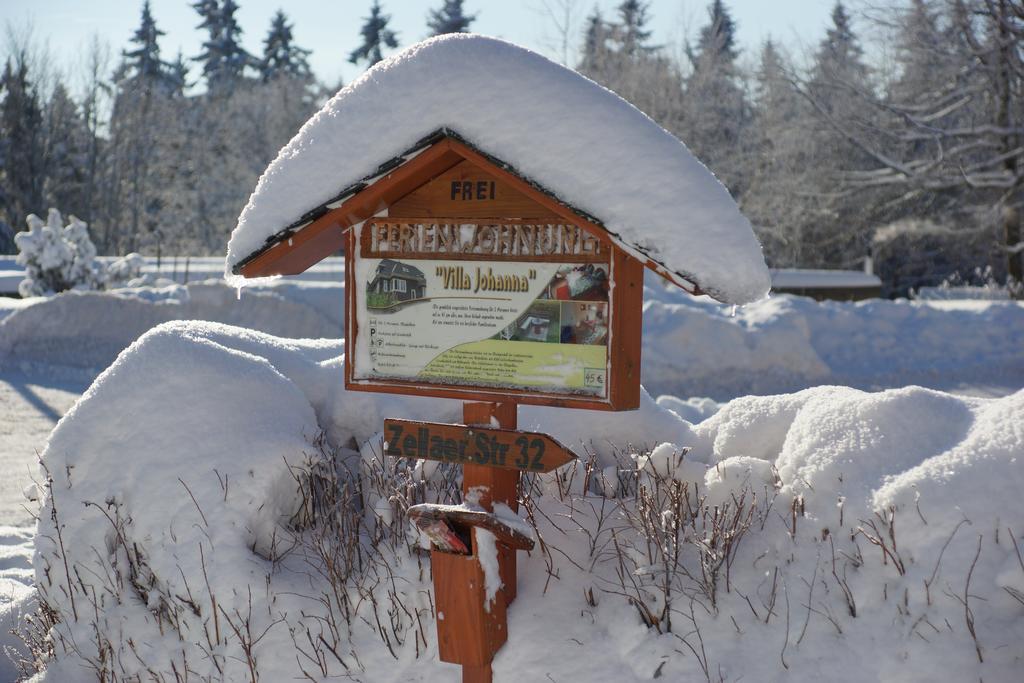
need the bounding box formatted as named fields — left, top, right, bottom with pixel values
left=462, top=402, right=519, bottom=605
left=432, top=402, right=520, bottom=683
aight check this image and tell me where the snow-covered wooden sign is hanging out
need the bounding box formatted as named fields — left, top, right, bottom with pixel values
left=226, top=33, right=769, bottom=683
left=226, top=35, right=769, bottom=411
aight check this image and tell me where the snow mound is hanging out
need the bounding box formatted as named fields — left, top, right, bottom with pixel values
left=34, top=322, right=327, bottom=680
left=0, top=281, right=342, bottom=371
left=227, top=33, right=770, bottom=305
left=26, top=323, right=1024, bottom=680
left=5, top=279, right=1022, bottom=401
left=642, top=283, right=1024, bottom=398
left=0, top=526, right=36, bottom=681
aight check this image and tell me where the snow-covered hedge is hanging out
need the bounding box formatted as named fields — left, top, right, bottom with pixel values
left=17, top=322, right=1024, bottom=681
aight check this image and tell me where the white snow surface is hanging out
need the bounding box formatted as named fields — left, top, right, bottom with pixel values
left=0, top=281, right=342, bottom=372
left=0, top=525, right=34, bottom=681
left=226, top=33, right=770, bottom=305
left=17, top=321, right=1024, bottom=681
left=3, top=278, right=1022, bottom=400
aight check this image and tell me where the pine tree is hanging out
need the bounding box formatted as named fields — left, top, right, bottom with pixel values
left=219, top=1, right=253, bottom=83
left=745, top=40, right=818, bottom=266
left=891, top=0, right=943, bottom=104
left=812, top=1, right=869, bottom=96
left=427, top=0, right=476, bottom=36
left=193, top=0, right=254, bottom=91
left=797, top=1, right=883, bottom=268
left=121, top=1, right=176, bottom=93
left=168, top=51, right=190, bottom=95
left=43, top=82, right=91, bottom=220
left=683, top=1, right=749, bottom=196
left=0, top=56, right=45, bottom=234
left=577, top=1, right=683, bottom=141
left=614, top=0, right=655, bottom=56
left=192, top=0, right=224, bottom=84
left=884, top=0, right=970, bottom=221
left=695, top=0, right=737, bottom=63
left=349, top=1, right=399, bottom=67
left=260, top=10, right=312, bottom=81
left=578, top=9, right=610, bottom=74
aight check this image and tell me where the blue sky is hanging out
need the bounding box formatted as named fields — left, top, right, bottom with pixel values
left=1, top=1, right=841, bottom=86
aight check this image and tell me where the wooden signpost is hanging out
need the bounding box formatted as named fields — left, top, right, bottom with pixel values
left=386, top=411, right=578, bottom=682
left=384, top=418, right=578, bottom=472
left=235, top=133, right=662, bottom=682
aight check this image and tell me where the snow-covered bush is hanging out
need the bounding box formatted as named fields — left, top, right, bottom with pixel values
left=914, top=266, right=1022, bottom=300
left=15, top=322, right=1023, bottom=681
left=15, top=210, right=92, bottom=296
left=14, top=208, right=144, bottom=296
left=105, top=252, right=145, bottom=287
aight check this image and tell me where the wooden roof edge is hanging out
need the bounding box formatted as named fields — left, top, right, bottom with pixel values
left=231, top=129, right=453, bottom=276
left=232, top=129, right=706, bottom=297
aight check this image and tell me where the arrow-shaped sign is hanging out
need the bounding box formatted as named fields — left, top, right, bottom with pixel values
left=383, top=418, right=577, bottom=473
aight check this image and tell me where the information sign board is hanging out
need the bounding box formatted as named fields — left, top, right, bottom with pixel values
left=355, top=251, right=611, bottom=397
left=344, top=156, right=643, bottom=410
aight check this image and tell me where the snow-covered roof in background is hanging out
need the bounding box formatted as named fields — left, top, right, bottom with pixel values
left=226, top=34, right=770, bottom=305
left=771, top=269, right=882, bottom=289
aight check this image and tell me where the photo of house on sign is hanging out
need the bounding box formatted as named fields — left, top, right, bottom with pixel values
left=366, top=258, right=427, bottom=309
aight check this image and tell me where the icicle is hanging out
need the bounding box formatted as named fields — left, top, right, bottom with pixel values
left=730, top=304, right=737, bottom=318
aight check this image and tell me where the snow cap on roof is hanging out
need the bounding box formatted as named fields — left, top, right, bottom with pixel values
left=226, top=33, right=770, bottom=305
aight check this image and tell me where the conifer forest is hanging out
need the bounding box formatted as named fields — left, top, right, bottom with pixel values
left=0, top=0, right=1021, bottom=296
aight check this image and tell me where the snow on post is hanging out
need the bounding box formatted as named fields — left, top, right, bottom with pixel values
left=226, top=33, right=770, bottom=305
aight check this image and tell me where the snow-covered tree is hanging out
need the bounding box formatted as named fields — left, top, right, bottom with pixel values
left=427, top=0, right=477, bottom=36
left=110, top=5, right=180, bottom=255
left=349, top=1, right=399, bottom=68
left=786, top=1, right=886, bottom=268
left=260, top=10, right=311, bottom=82
left=743, top=40, right=819, bottom=266
left=15, top=208, right=147, bottom=294
left=847, top=0, right=1024, bottom=285
left=810, top=1, right=870, bottom=101
left=578, top=8, right=610, bottom=73
left=576, top=1, right=684, bottom=154
left=42, top=81, right=91, bottom=220
left=15, top=208, right=103, bottom=296
left=682, top=0, right=750, bottom=197
left=192, top=0, right=223, bottom=83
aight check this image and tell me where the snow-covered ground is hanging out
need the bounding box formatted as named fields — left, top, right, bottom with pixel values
left=1, top=278, right=1023, bottom=681
left=3, top=319, right=1020, bottom=682
left=4, top=273, right=1021, bottom=394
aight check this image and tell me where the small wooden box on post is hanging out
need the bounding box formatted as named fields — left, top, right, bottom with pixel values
left=232, top=132, right=700, bottom=682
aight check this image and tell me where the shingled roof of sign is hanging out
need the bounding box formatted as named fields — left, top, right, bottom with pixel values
left=226, top=34, right=771, bottom=305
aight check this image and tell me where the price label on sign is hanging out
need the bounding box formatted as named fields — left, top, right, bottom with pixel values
left=583, top=368, right=606, bottom=389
